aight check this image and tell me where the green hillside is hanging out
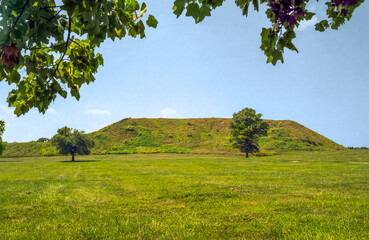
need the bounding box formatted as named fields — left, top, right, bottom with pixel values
left=89, top=118, right=344, bottom=155
left=1, top=118, right=344, bottom=158
left=1, top=142, right=58, bottom=158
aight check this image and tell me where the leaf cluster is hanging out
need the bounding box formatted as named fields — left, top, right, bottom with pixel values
left=0, top=0, right=365, bottom=116
left=51, top=126, right=95, bottom=155
left=315, top=0, right=365, bottom=32
left=173, top=0, right=363, bottom=65
left=0, top=0, right=157, bottom=116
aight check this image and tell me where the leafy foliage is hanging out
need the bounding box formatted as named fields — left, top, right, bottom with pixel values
left=0, top=120, right=5, bottom=155
left=230, top=108, right=269, bottom=157
left=0, top=0, right=365, bottom=115
left=172, top=0, right=365, bottom=65
left=0, top=0, right=157, bottom=116
left=51, top=126, right=94, bottom=161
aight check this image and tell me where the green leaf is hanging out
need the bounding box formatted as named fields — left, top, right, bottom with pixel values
left=1, top=34, right=11, bottom=46
left=12, top=28, right=23, bottom=39
left=315, top=20, right=329, bottom=32
left=173, top=0, right=186, bottom=17
left=7, top=92, right=17, bottom=103
left=8, top=70, right=21, bottom=84
left=197, top=5, right=211, bottom=23
left=252, top=0, right=259, bottom=12
left=186, top=3, right=199, bottom=18
left=141, top=2, right=147, bottom=11
left=146, top=15, right=158, bottom=28
left=315, top=23, right=325, bottom=32
left=60, top=90, right=67, bottom=98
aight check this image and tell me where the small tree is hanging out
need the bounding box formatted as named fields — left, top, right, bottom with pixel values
left=0, top=121, right=5, bottom=155
left=35, top=137, right=50, bottom=142
left=51, top=126, right=94, bottom=161
left=230, top=108, right=269, bottom=158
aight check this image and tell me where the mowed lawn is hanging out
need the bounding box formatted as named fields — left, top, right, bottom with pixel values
left=0, top=151, right=368, bottom=239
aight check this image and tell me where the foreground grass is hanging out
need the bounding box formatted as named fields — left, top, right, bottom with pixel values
left=0, top=151, right=368, bottom=239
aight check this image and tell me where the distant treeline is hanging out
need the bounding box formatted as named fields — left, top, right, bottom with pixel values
left=347, top=147, right=369, bottom=150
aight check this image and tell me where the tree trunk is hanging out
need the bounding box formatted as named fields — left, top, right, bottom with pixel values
left=71, top=152, right=75, bottom=162
left=245, top=151, right=249, bottom=158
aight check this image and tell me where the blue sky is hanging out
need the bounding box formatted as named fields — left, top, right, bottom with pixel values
left=1, top=1, right=369, bottom=147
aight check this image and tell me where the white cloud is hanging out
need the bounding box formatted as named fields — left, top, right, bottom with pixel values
left=160, top=108, right=182, bottom=118
left=86, top=109, right=112, bottom=116
left=297, top=16, right=318, bottom=31
left=47, top=108, right=57, bottom=114
left=0, top=104, right=13, bottom=115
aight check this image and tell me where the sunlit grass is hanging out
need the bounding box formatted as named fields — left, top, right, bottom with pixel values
left=0, top=150, right=368, bottom=239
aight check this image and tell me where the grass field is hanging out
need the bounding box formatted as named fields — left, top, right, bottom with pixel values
left=0, top=151, right=368, bottom=239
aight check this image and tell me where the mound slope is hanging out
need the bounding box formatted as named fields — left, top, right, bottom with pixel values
left=1, top=118, right=344, bottom=157
left=89, top=118, right=344, bottom=154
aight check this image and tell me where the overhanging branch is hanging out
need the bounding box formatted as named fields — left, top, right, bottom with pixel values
left=48, top=17, right=72, bottom=84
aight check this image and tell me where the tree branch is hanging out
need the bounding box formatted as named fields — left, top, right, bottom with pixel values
left=0, top=0, right=30, bottom=49
left=47, top=9, right=62, bottom=23
left=70, top=39, right=84, bottom=49
left=8, top=0, right=31, bottom=35
left=48, top=17, right=72, bottom=84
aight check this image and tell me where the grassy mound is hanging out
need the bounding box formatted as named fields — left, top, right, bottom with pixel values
left=1, top=118, right=344, bottom=157
left=1, top=142, right=58, bottom=158
left=89, top=118, right=344, bottom=155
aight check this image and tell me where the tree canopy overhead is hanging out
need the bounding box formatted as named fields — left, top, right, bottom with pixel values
left=0, top=0, right=158, bottom=116
left=0, top=0, right=365, bottom=116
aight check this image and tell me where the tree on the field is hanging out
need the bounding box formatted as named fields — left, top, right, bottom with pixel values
left=0, top=0, right=364, bottom=116
left=0, top=121, right=5, bottom=155
left=51, top=126, right=94, bottom=161
left=230, top=107, right=269, bottom=158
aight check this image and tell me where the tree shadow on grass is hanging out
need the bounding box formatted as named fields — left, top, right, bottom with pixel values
left=60, top=160, right=100, bottom=163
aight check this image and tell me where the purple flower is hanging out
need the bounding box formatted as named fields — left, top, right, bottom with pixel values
left=341, top=8, right=349, bottom=16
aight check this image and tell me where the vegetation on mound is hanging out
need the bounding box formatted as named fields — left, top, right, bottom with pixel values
left=260, top=120, right=344, bottom=151
left=89, top=118, right=235, bottom=155
left=1, top=142, right=58, bottom=158
left=89, top=118, right=344, bottom=155
left=2, top=118, right=344, bottom=158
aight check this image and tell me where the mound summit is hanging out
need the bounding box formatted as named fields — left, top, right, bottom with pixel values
left=2, top=118, right=344, bottom=158
left=89, top=118, right=344, bottom=155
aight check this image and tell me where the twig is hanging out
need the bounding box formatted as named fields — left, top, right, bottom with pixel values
left=70, top=39, right=84, bottom=49
left=8, top=0, right=31, bottom=35
left=0, top=0, right=30, bottom=48
left=47, top=9, right=62, bottom=23
left=48, top=17, right=72, bottom=84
